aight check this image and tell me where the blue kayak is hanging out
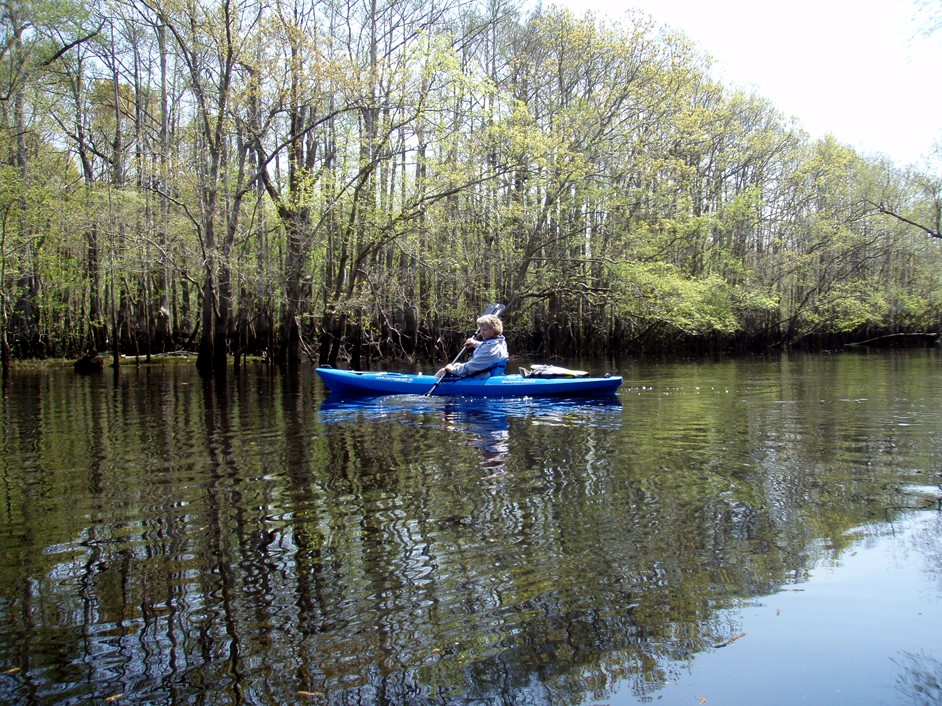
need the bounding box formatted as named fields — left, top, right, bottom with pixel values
left=316, top=367, right=622, bottom=397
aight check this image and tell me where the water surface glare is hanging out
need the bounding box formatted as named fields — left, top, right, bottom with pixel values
left=0, top=351, right=939, bottom=704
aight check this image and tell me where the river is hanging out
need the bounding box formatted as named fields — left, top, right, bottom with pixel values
left=0, top=350, right=939, bottom=705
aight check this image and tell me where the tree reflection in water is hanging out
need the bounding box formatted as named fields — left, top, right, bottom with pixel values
left=894, top=650, right=942, bottom=704
left=0, top=355, right=940, bottom=704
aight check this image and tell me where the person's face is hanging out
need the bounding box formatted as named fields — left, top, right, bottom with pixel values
left=480, top=323, right=495, bottom=339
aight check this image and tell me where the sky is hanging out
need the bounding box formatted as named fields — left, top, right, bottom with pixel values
left=552, top=0, right=942, bottom=167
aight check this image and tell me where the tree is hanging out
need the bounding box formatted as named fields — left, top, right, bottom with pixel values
left=0, top=0, right=100, bottom=369
left=147, top=0, right=261, bottom=376
left=870, top=144, right=942, bottom=241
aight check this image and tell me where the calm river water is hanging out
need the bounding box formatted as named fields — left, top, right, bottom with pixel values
left=0, top=351, right=940, bottom=705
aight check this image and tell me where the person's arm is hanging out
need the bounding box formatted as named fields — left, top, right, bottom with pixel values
left=450, top=338, right=503, bottom=377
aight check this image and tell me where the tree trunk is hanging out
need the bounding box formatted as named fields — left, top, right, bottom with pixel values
left=196, top=264, right=217, bottom=376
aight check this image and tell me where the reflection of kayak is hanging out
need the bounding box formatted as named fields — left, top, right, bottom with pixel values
left=316, top=367, right=622, bottom=397
left=319, top=392, right=623, bottom=416
left=318, top=392, right=623, bottom=430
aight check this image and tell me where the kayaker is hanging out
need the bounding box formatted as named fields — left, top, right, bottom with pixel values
left=435, top=314, right=509, bottom=379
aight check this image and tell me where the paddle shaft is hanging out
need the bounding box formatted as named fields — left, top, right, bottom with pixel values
left=447, top=326, right=481, bottom=366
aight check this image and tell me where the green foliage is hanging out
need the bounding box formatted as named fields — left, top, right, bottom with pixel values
left=1, top=0, right=942, bottom=360
left=806, top=280, right=890, bottom=333
left=613, top=261, right=740, bottom=335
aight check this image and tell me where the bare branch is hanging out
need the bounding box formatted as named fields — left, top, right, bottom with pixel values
left=869, top=201, right=942, bottom=239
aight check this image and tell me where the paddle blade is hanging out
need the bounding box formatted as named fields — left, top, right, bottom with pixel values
left=484, top=303, right=505, bottom=318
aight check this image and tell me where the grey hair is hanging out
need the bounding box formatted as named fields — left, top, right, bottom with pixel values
left=477, top=314, right=503, bottom=335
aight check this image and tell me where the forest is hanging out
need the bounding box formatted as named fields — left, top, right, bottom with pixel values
left=1, top=0, right=941, bottom=375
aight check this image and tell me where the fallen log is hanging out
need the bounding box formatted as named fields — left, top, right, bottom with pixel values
left=846, top=332, right=938, bottom=348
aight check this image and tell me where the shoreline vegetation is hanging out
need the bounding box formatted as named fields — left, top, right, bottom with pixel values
left=2, top=1, right=941, bottom=375
left=17, top=329, right=942, bottom=377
